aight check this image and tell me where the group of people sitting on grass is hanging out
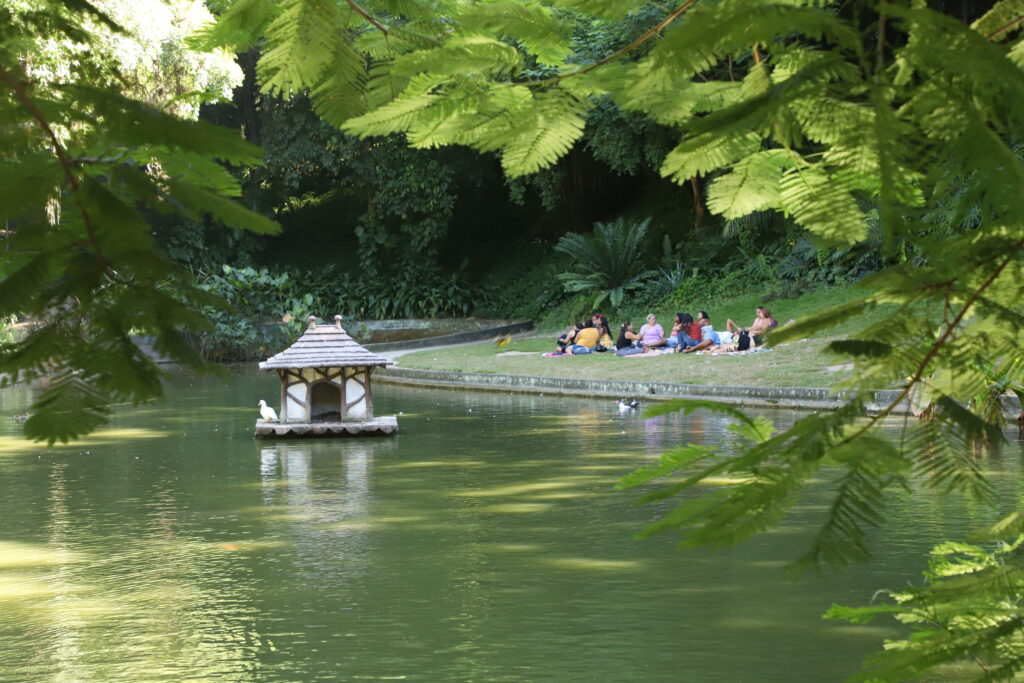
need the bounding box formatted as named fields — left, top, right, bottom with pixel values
left=554, top=308, right=778, bottom=356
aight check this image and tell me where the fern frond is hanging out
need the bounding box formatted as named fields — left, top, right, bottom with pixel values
left=343, top=75, right=446, bottom=136
left=660, top=131, right=760, bottom=183
left=310, top=40, right=368, bottom=127
left=0, top=154, right=63, bottom=218
left=970, top=0, right=1024, bottom=39
left=545, top=0, right=644, bottom=21
left=779, top=165, right=867, bottom=243
left=64, top=85, right=265, bottom=165
left=618, top=62, right=742, bottom=124
left=649, top=2, right=856, bottom=76
left=365, top=59, right=410, bottom=109
left=257, top=0, right=345, bottom=95
left=392, top=36, right=523, bottom=78
left=406, top=84, right=533, bottom=149
left=164, top=178, right=280, bottom=234
left=458, top=1, right=570, bottom=67
left=189, top=0, right=278, bottom=52
left=706, top=148, right=795, bottom=219
left=500, top=89, right=586, bottom=176
left=796, top=436, right=907, bottom=569
left=22, top=371, right=111, bottom=445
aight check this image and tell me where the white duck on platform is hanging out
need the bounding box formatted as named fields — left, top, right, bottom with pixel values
left=258, top=399, right=279, bottom=423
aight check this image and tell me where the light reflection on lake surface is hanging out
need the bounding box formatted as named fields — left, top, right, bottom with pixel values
left=0, top=368, right=1021, bottom=681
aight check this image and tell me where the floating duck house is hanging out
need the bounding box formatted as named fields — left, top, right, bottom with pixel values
left=256, top=315, right=397, bottom=437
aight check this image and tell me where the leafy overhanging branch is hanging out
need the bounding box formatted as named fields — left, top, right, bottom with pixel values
left=0, top=3, right=281, bottom=442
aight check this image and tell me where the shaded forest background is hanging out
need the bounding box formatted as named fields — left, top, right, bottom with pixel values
left=144, top=0, right=995, bottom=357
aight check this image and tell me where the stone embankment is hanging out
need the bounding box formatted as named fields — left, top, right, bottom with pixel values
left=376, top=366, right=1024, bottom=417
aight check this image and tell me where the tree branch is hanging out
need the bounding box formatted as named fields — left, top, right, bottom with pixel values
left=833, top=238, right=1024, bottom=451
left=0, top=66, right=105, bottom=264
left=543, top=0, right=700, bottom=85
left=987, top=15, right=1024, bottom=41
left=344, top=0, right=388, bottom=35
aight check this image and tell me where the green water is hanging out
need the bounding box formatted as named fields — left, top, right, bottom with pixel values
left=1, top=369, right=1021, bottom=682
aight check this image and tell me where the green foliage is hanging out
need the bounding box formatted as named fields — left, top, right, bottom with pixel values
left=470, top=245, right=569, bottom=322
left=330, top=267, right=475, bottom=320
left=826, top=536, right=1024, bottom=682
left=555, top=216, right=656, bottom=309
left=0, top=0, right=280, bottom=442
left=193, top=265, right=307, bottom=361
left=193, top=263, right=477, bottom=360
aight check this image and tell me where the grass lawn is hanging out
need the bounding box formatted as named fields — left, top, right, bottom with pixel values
left=396, top=284, right=921, bottom=389
left=398, top=335, right=847, bottom=388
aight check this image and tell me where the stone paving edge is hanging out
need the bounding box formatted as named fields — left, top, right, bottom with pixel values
left=374, top=366, right=922, bottom=414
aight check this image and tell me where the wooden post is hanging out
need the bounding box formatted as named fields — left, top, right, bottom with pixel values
left=365, top=367, right=374, bottom=418
left=278, top=369, right=287, bottom=422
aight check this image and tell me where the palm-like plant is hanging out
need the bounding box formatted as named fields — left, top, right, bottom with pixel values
left=554, top=217, right=656, bottom=309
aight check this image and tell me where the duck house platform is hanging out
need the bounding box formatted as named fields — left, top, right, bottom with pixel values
left=256, top=315, right=398, bottom=438
left=255, top=416, right=398, bottom=438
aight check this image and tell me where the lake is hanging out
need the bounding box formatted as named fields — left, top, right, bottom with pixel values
left=0, top=368, right=1019, bottom=681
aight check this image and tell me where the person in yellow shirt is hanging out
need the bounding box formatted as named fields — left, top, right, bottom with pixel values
left=569, top=320, right=600, bottom=354
left=592, top=313, right=614, bottom=350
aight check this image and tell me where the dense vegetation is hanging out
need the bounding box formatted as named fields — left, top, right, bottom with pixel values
left=3, top=0, right=1024, bottom=679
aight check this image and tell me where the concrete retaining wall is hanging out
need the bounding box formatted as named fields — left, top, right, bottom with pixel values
left=364, top=320, right=534, bottom=353
left=375, top=366, right=915, bottom=413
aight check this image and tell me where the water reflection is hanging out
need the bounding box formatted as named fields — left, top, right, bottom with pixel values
left=0, top=370, right=1021, bottom=682
left=253, top=437, right=410, bottom=648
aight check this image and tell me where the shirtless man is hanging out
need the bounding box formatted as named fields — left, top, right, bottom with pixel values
left=726, top=307, right=777, bottom=346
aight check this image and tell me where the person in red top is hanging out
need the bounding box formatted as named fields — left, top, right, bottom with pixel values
left=670, top=313, right=703, bottom=353
left=688, top=317, right=702, bottom=341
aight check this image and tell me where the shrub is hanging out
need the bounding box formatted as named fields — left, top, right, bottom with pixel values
left=555, top=217, right=657, bottom=309
left=192, top=264, right=478, bottom=360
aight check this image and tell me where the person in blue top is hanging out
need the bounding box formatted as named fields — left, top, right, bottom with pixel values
left=679, top=311, right=720, bottom=353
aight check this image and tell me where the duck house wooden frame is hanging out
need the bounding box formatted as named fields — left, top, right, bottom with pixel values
left=256, top=315, right=397, bottom=437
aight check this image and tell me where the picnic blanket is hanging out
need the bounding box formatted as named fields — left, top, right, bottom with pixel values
left=694, top=347, right=773, bottom=356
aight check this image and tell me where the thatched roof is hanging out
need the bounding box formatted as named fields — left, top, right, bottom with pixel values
left=259, top=316, right=393, bottom=370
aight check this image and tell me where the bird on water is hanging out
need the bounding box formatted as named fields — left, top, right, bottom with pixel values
left=258, top=400, right=278, bottom=422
